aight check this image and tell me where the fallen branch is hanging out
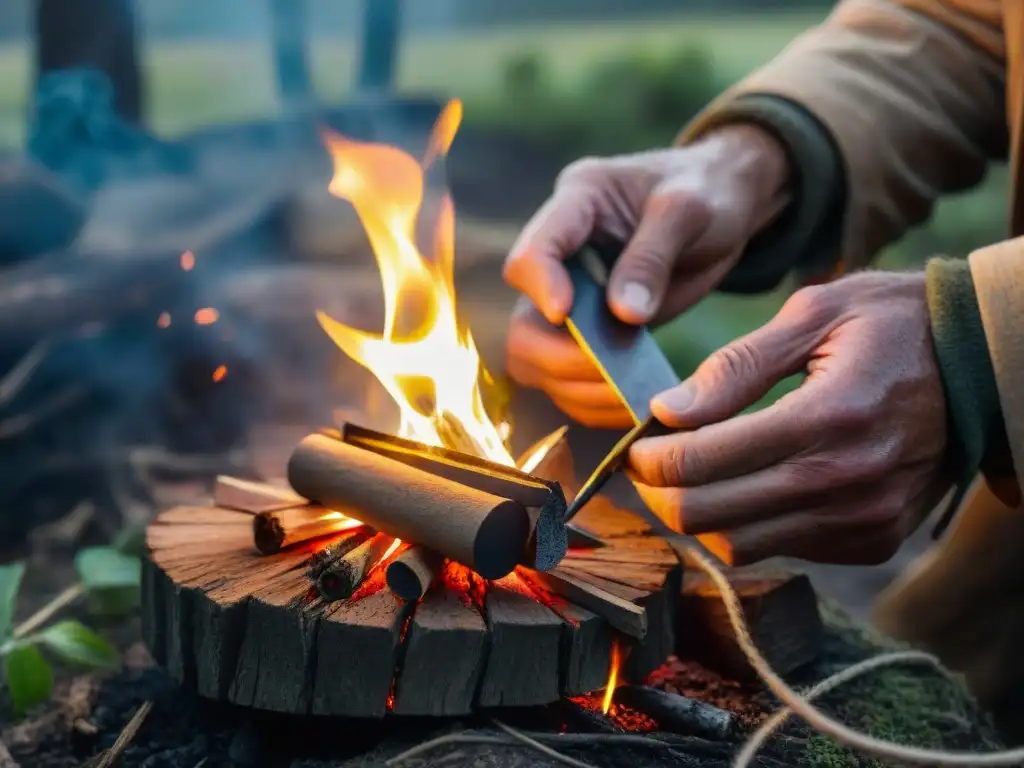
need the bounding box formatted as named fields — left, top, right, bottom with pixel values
left=12, top=583, right=85, bottom=640
left=492, top=720, right=593, bottom=768
left=383, top=727, right=696, bottom=766
left=95, top=700, right=153, bottom=768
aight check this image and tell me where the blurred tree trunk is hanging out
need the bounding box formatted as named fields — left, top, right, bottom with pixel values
left=33, top=0, right=143, bottom=124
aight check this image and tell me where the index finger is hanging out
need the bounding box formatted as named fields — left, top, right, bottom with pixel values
left=502, top=186, right=598, bottom=324
left=628, top=386, right=815, bottom=488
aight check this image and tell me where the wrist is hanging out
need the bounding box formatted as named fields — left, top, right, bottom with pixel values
left=702, top=124, right=791, bottom=220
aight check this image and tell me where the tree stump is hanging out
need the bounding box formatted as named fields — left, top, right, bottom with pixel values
left=142, top=481, right=681, bottom=716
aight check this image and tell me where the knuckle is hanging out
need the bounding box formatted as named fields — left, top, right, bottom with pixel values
left=705, top=339, right=762, bottom=384
left=783, top=284, right=831, bottom=322
left=657, top=442, right=689, bottom=487
left=556, top=156, right=607, bottom=187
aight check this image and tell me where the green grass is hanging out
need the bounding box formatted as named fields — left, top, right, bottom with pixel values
left=0, top=11, right=826, bottom=144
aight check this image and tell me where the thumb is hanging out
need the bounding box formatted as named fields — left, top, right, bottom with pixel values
left=651, top=310, right=816, bottom=428
left=606, top=190, right=711, bottom=324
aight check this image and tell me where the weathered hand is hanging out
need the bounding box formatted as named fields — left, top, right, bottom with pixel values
left=504, top=125, right=789, bottom=428
left=505, top=297, right=636, bottom=428
left=627, top=272, right=951, bottom=566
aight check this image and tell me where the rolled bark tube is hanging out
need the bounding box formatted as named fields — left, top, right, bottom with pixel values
left=287, top=433, right=532, bottom=580
left=386, top=545, right=443, bottom=601
left=253, top=505, right=354, bottom=554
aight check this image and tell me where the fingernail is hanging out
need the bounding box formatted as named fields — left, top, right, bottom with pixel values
left=616, top=281, right=654, bottom=318
left=653, top=381, right=696, bottom=415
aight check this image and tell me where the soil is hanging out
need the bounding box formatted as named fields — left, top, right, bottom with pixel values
left=0, top=599, right=1002, bottom=768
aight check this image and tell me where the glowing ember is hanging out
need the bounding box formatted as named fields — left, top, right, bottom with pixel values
left=212, top=365, right=228, bottom=383
left=157, top=312, right=171, bottom=329
left=316, top=99, right=513, bottom=465
left=180, top=250, right=195, bottom=271
left=602, top=638, right=622, bottom=715
left=195, top=307, right=219, bottom=326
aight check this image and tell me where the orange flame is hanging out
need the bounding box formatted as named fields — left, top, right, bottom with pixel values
left=212, top=365, right=227, bottom=383
left=316, top=99, right=513, bottom=465
left=602, top=638, right=622, bottom=715
left=157, top=312, right=171, bottom=329
left=180, top=250, right=195, bottom=271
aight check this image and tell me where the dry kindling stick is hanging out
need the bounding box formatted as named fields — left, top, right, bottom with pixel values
left=95, top=700, right=154, bottom=768
left=676, top=544, right=1024, bottom=767
left=317, top=532, right=394, bottom=601
left=386, top=544, right=444, bottom=601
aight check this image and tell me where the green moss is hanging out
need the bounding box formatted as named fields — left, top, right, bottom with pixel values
left=787, top=601, right=1001, bottom=768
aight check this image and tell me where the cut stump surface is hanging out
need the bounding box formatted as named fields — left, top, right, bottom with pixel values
left=142, top=486, right=680, bottom=717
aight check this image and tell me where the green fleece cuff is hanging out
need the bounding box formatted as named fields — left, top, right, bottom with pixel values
left=680, top=93, right=846, bottom=292
left=926, top=258, right=1003, bottom=486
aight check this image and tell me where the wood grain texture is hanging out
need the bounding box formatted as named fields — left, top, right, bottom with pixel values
left=316, top=533, right=394, bottom=601
left=390, top=586, right=487, bottom=716
left=312, top=589, right=411, bottom=716
left=213, top=475, right=305, bottom=513
left=143, top=476, right=680, bottom=716
left=253, top=505, right=353, bottom=554
left=678, top=570, right=824, bottom=681
left=521, top=567, right=647, bottom=639
left=288, top=433, right=531, bottom=579
left=478, top=583, right=562, bottom=707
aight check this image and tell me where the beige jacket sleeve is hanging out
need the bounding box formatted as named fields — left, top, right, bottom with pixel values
left=692, top=0, right=1008, bottom=269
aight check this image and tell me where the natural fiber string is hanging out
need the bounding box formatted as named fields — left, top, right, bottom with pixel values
left=734, top=649, right=948, bottom=767
left=677, top=543, right=1024, bottom=766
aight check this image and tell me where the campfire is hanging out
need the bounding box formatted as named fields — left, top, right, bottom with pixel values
left=140, top=100, right=823, bottom=727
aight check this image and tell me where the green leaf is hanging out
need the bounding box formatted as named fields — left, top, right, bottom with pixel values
left=75, top=547, right=141, bottom=591
left=0, top=562, right=25, bottom=641
left=3, top=644, right=52, bottom=716
left=112, top=524, right=146, bottom=558
left=37, top=620, right=119, bottom=670
left=85, top=586, right=140, bottom=619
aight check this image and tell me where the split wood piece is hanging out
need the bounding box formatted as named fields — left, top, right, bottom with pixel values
left=548, top=600, right=614, bottom=696
left=558, top=564, right=683, bottom=681
left=155, top=507, right=255, bottom=526
left=228, top=569, right=321, bottom=713
left=518, top=426, right=607, bottom=551
left=572, top=496, right=654, bottom=539
left=311, top=589, right=412, bottom=716
left=143, top=512, right=315, bottom=694
left=567, top=525, right=607, bottom=549
left=307, top=528, right=373, bottom=580
left=288, top=433, right=531, bottom=579
left=614, top=685, right=735, bottom=740
left=677, top=570, right=824, bottom=681
left=521, top=567, right=646, bottom=639
left=477, top=581, right=563, bottom=707
left=317, top=533, right=395, bottom=601
left=338, top=423, right=568, bottom=570
left=214, top=475, right=306, bottom=514
left=517, top=426, right=575, bottom=492
left=386, top=545, right=444, bottom=601
left=339, top=423, right=553, bottom=505
left=253, top=505, right=357, bottom=555
left=390, top=585, right=488, bottom=716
